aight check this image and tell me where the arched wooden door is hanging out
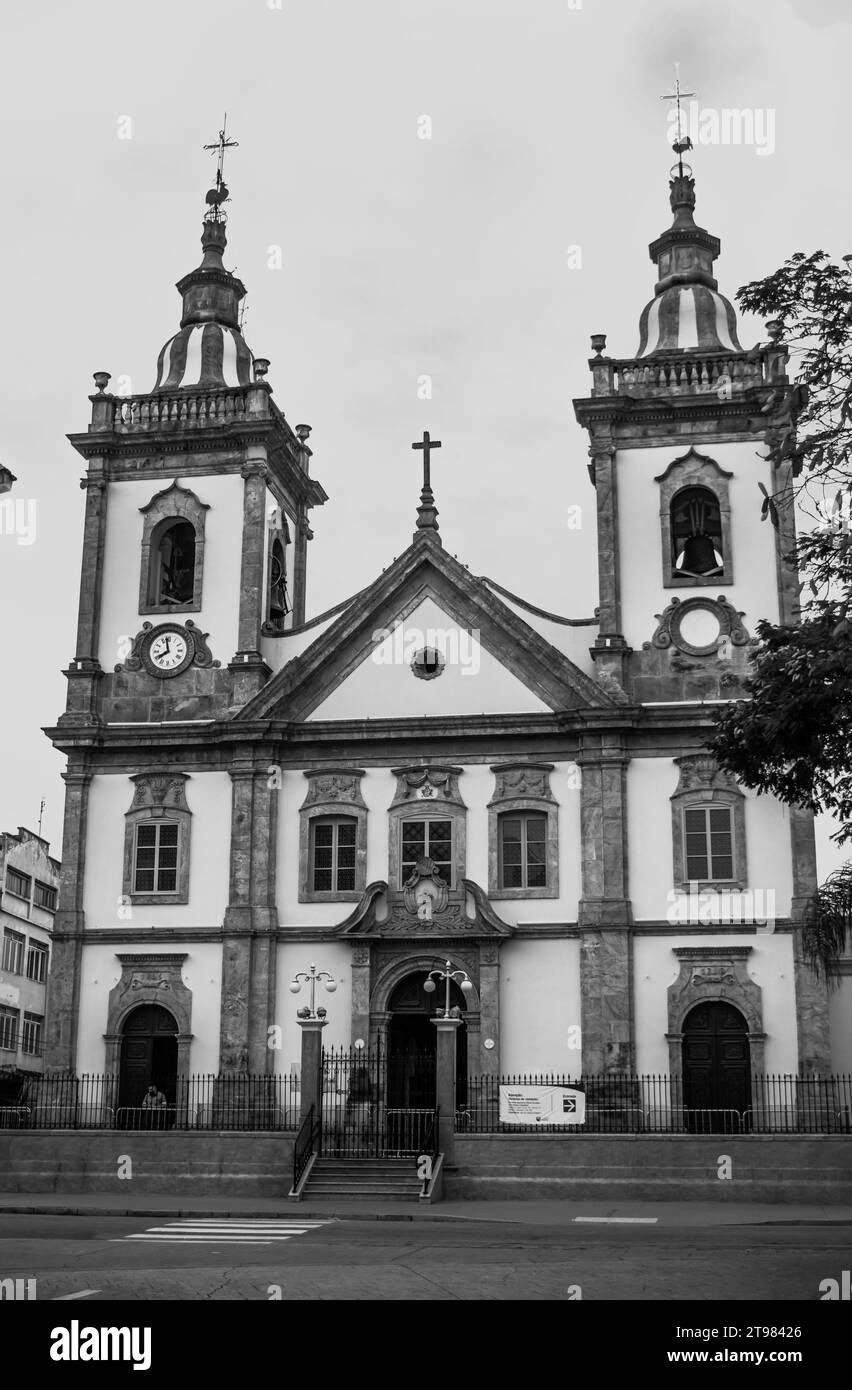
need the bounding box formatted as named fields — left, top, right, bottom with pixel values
left=682, top=1001, right=751, bottom=1132
left=118, top=1004, right=178, bottom=1110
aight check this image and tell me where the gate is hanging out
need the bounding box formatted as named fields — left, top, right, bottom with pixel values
left=321, top=1042, right=436, bottom=1156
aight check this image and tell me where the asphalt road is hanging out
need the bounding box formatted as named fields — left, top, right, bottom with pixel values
left=1, top=1213, right=850, bottom=1300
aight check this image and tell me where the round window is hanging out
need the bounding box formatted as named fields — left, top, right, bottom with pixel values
left=411, top=647, right=445, bottom=681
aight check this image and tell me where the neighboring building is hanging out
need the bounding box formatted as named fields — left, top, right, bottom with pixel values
left=0, top=828, right=58, bottom=1082
left=42, top=149, right=851, bottom=1118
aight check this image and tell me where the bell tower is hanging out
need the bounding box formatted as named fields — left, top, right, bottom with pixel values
left=573, top=156, right=797, bottom=706
left=60, top=136, right=327, bottom=731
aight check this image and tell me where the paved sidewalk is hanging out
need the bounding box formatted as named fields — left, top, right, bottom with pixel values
left=1, top=1191, right=851, bottom=1225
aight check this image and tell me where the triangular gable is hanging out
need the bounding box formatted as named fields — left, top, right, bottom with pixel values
left=238, top=533, right=615, bottom=722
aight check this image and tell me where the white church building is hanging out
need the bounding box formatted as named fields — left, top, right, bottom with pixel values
left=43, top=148, right=851, bottom=1121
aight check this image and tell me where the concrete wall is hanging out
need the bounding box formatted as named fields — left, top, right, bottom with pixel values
left=446, top=1133, right=852, bottom=1202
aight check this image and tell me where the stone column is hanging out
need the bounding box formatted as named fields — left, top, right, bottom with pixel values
left=350, top=945, right=372, bottom=1045
left=787, top=805, right=831, bottom=1072
left=589, top=440, right=630, bottom=689
left=298, top=1018, right=327, bottom=1122
left=220, top=763, right=279, bottom=1074
left=577, top=734, right=634, bottom=1073
left=59, top=471, right=108, bottom=728
left=230, top=454, right=271, bottom=704
left=477, top=942, right=500, bottom=1076
left=43, top=766, right=91, bottom=1072
left=432, top=1016, right=461, bottom=1162
left=292, top=506, right=312, bottom=627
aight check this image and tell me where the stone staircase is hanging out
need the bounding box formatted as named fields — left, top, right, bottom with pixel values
left=301, top=1157, right=423, bottom=1201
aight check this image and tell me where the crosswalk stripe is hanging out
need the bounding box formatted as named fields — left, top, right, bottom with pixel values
left=116, top=1217, right=331, bottom=1245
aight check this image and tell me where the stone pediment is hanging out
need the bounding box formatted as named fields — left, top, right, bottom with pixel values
left=238, top=533, right=614, bottom=723
left=335, top=879, right=513, bottom=939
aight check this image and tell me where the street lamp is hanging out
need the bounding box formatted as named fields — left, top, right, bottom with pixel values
left=289, top=963, right=337, bottom=1019
left=423, top=960, right=473, bottom=1017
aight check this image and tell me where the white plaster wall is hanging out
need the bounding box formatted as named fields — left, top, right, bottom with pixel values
left=829, top=976, right=852, bottom=1072
left=83, top=772, right=231, bottom=927
left=499, top=938, right=582, bottom=1073
left=306, top=597, right=550, bottom=720
left=633, top=931, right=798, bottom=1074
left=616, top=441, right=782, bottom=656
left=273, top=941, right=352, bottom=1075
left=627, top=757, right=794, bottom=921
left=261, top=611, right=344, bottom=674
left=74, top=942, right=223, bottom=1073
left=98, top=473, right=244, bottom=673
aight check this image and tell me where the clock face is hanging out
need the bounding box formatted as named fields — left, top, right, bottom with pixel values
left=144, top=625, right=193, bottom=676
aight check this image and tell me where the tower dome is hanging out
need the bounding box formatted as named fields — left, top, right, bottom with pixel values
left=636, top=168, right=743, bottom=357
left=153, top=214, right=253, bottom=391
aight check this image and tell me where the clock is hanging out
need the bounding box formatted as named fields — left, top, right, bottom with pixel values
left=140, top=623, right=195, bottom=678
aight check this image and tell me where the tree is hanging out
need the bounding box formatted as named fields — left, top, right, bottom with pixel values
left=801, top=862, right=852, bottom=987
left=709, top=252, right=852, bottom=842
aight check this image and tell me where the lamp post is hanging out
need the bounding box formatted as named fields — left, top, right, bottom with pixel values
left=290, top=963, right=337, bottom=1122
left=289, top=962, right=337, bottom=1019
left=424, top=961, right=472, bottom=1165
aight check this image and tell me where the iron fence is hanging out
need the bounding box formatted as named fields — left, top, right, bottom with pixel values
left=321, top=1044, right=437, bottom=1156
left=458, top=1073, right=852, bottom=1135
left=0, top=1073, right=300, bottom=1131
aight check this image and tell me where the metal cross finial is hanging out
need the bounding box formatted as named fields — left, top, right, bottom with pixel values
left=661, top=66, right=695, bottom=176
left=412, top=430, right=442, bottom=490
left=203, top=114, right=239, bottom=215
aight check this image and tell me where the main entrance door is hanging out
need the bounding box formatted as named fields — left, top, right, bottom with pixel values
left=118, top=1004, right=178, bottom=1122
left=682, top=1001, right=751, bottom=1132
left=387, top=971, right=467, bottom=1110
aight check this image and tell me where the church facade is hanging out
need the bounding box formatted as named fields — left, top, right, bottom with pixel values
left=43, top=156, right=851, bottom=1110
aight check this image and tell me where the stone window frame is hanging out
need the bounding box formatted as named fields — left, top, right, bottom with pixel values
left=388, top=766, right=467, bottom=899
left=299, top=770, right=367, bottom=904
left=488, top=763, right=558, bottom=901
left=655, top=448, right=734, bottom=589
left=123, top=774, right=192, bottom=907
left=265, top=507, right=292, bottom=630
left=670, top=756, right=747, bottom=893
left=138, top=480, right=209, bottom=615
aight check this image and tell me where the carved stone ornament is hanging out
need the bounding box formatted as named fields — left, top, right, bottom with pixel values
left=402, top=856, right=450, bottom=921
left=390, top=766, right=464, bottom=809
left=647, top=595, right=750, bottom=658
left=128, top=773, right=190, bottom=815
left=116, top=620, right=220, bottom=677
left=672, top=754, right=741, bottom=800
left=491, top=764, right=555, bottom=803
left=300, top=769, right=367, bottom=811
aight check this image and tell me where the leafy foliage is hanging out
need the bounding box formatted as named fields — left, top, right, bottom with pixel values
left=801, top=861, right=852, bottom=986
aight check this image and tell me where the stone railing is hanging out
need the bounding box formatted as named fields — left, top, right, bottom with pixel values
left=589, top=346, right=788, bottom=399
left=87, top=384, right=273, bottom=433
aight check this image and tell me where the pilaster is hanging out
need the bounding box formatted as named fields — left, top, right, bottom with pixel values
left=43, top=766, right=91, bottom=1072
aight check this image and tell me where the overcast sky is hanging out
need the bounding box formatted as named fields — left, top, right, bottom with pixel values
left=0, top=0, right=849, bottom=868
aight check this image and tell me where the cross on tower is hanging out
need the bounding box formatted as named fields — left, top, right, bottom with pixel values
left=412, top=430, right=441, bottom=535
left=412, top=430, right=442, bottom=489
left=661, top=66, right=695, bottom=175
left=203, top=113, right=239, bottom=213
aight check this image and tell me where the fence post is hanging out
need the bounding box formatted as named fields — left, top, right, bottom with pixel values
left=298, top=1019, right=327, bottom=1123
left=432, top=1017, right=462, bottom=1163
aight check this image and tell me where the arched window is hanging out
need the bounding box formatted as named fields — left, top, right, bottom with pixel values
left=671, top=487, right=724, bottom=579
left=151, top=519, right=196, bottom=607
left=138, top=481, right=208, bottom=615
left=268, top=536, right=289, bottom=622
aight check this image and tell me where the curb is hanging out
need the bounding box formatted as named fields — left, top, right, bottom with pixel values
left=0, top=1204, right=466, bottom=1222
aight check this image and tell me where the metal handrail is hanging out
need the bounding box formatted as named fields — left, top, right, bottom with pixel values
left=293, top=1105, right=320, bottom=1189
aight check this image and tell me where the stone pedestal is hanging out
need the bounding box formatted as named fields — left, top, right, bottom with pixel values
left=431, top=1016, right=462, bottom=1162
left=298, top=1018, right=328, bottom=1123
